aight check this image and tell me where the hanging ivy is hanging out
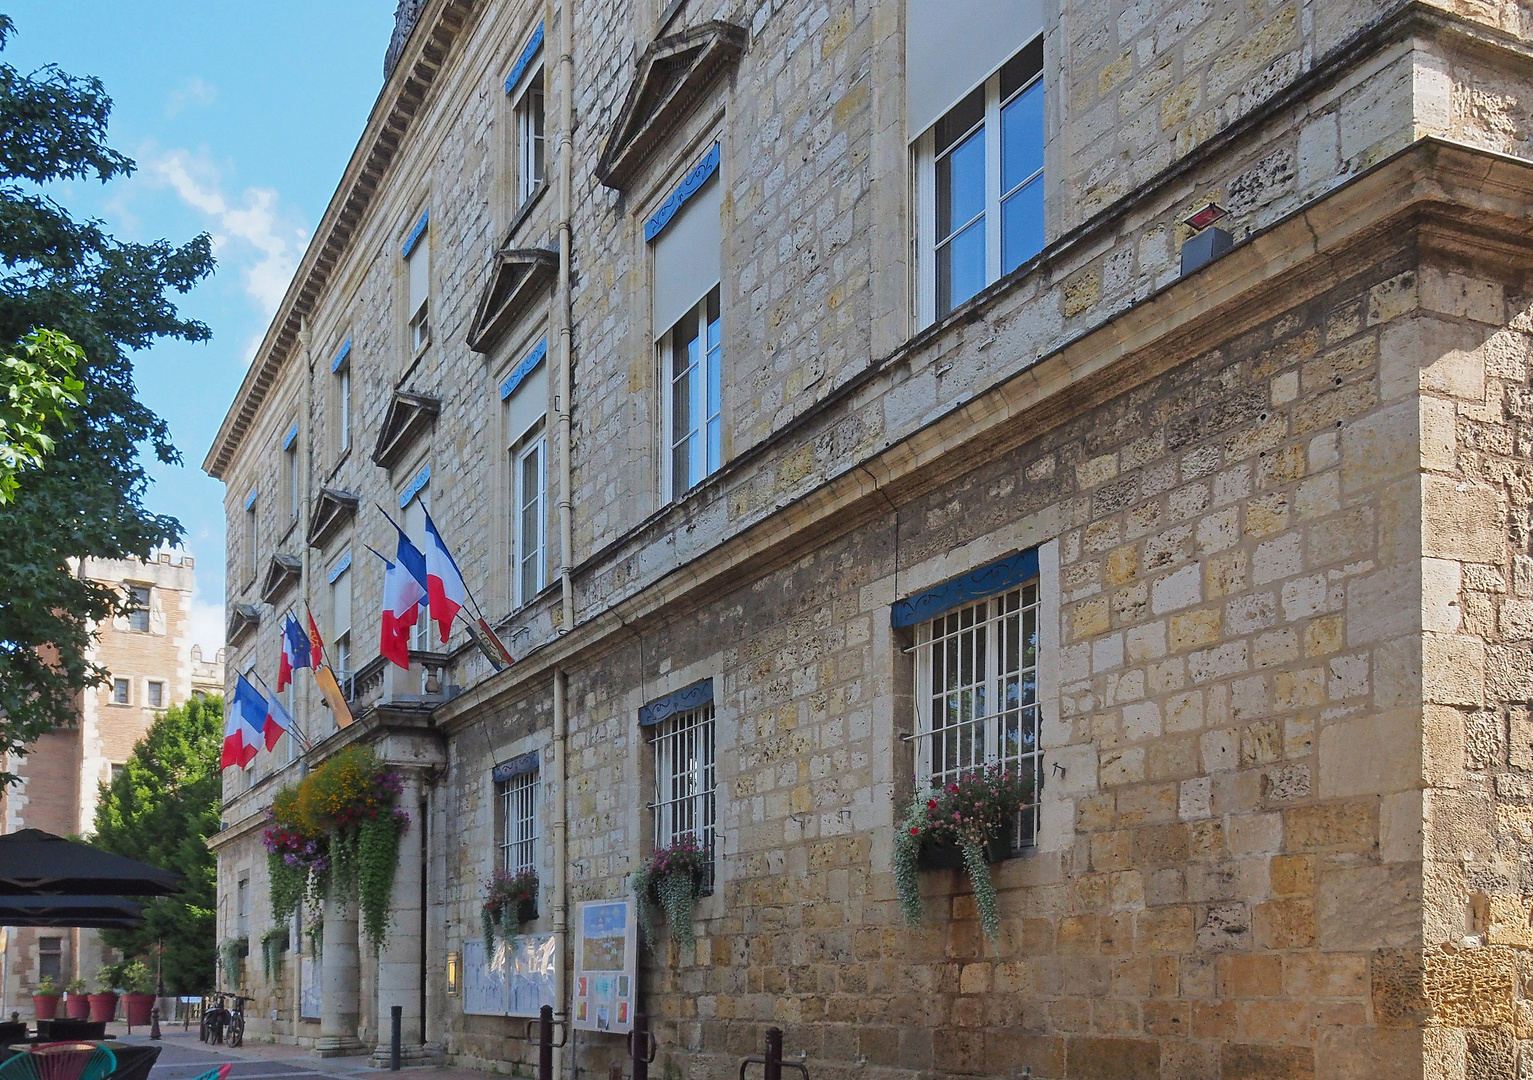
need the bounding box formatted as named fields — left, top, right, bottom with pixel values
left=261, top=746, right=409, bottom=948
left=259, top=927, right=290, bottom=982
left=630, top=833, right=707, bottom=952
left=219, top=937, right=248, bottom=986
left=481, top=868, right=539, bottom=955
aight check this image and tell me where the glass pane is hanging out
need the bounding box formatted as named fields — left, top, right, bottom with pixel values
left=1001, top=80, right=1044, bottom=193
left=938, top=217, right=986, bottom=315
left=934, top=85, right=985, bottom=155
left=999, top=37, right=1044, bottom=101
left=936, top=128, right=985, bottom=242
left=1001, top=176, right=1045, bottom=276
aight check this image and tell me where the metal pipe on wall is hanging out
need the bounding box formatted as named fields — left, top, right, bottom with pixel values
left=555, top=0, right=576, bottom=637
left=552, top=667, right=569, bottom=1080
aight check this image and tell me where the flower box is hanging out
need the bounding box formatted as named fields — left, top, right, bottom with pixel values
left=916, top=835, right=1012, bottom=871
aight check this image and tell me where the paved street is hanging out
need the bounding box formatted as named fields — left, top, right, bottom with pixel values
left=107, top=1030, right=487, bottom=1080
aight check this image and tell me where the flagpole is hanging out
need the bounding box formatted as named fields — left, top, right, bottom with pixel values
left=246, top=670, right=313, bottom=752
left=377, top=503, right=495, bottom=625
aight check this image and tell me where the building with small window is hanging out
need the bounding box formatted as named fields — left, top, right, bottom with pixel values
left=204, top=1, right=1533, bottom=1077
left=0, top=552, right=224, bottom=1014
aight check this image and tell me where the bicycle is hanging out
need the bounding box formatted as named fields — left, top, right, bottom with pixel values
left=226, top=995, right=252, bottom=1048
left=200, top=993, right=229, bottom=1045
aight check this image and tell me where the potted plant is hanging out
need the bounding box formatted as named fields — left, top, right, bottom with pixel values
left=120, top=958, right=157, bottom=1026
left=220, top=938, right=249, bottom=987
left=629, top=833, right=708, bottom=951
left=64, top=977, right=90, bottom=1019
left=894, top=764, right=1035, bottom=949
left=31, top=975, right=60, bottom=1020
left=481, top=867, right=539, bottom=954
left=88, top=966, right=120, bottom=1023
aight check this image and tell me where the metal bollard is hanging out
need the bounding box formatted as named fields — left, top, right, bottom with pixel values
left=151, top=1004, right=161, bottom=1040
left=390, top=1005, right=402, bottom=1070
left=739, top=1026, right=808, bottom=1080
left=538, top=1005, right=554, bottom=1080
left=626, top=1013, right=656, bottom=1080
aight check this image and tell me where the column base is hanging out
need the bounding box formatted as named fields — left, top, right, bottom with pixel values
left=313, top=1036, right=368, bottom=1058
left=368, top=1042, right=441, bottom=1068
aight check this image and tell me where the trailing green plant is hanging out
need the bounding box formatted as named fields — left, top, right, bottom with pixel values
left=262, top=746, right=408, bottom=947
left=630, top=833, right=707, bottom=952
left=260, top=927, right=291, bottom=982
left=481, top=867, right=539, bottom=954
left=895, top=765, right=1035, bottom=950
left=305, top=905, right=323, bottom=959
left=219, top=937, right=248, bottom=987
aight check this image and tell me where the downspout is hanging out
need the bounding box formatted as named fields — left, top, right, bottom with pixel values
left=555, top=0, right=575, bottom=635
left=552, top=668, right=569, bottom=1080
left=297, top=316, right=315, bottom=1044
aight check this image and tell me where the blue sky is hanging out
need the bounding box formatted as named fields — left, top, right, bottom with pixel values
left=4, top=3, right=396, bottom=652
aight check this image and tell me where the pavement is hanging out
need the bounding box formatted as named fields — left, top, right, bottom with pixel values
left=101, top=1027, right=489, bottom=1080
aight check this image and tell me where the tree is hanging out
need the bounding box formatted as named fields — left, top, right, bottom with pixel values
left=0, top=328, right=84, bottom=502
left=93, top=695, right=222, bottom=994
left=0, top=13, right=215, bottom=780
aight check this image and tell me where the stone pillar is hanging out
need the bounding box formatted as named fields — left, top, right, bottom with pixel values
left=315, top=878, right=364, bottom=1057
left=371, top=770, right=428, bottom=1065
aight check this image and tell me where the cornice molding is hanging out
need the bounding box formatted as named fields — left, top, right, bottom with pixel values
left=308, top=487, right=361, bottom=549
left=466, top=248, right=558, bottom=354
left=372, top=390, right=441, bottom=470
left=596, top=21, right=745, bottom=190
left=259, top=552, right=303, bottom=606
left=227, top=603, right=262, bottom=647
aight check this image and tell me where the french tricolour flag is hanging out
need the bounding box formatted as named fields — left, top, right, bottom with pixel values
left=376, top=526, right=428, bottom=669
left=423, top=510, right=468, bottom=644
left=278, top=613, right=311, bottom=692
left=222, top=675, right=266, bottom=770
left=263, top=687, right=294, bottom=751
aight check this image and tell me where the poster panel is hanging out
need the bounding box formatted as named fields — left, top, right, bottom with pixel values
left=299, top=952, right=322, bottom=1019
left=462, top=933, right=558, bottom=1017
left=573, top=898, right=636, bottom=1034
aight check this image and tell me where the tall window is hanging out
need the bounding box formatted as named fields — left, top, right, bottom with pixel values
left=406, top=224, right=430, bottom=354
left=111, top=678, right=130, bottom=705
left=236, top=876, right=250, bottom=939
left=330, top=557, right=352, bottom=684
left=915, top=36, right=1044, bottom=323
left=147, top=681, right=165, bottom=709
left=650, top=702, right=715, bottom=889
left=913, top=581, right=1043, bottom=848
left=128, top=585, right=151, bottom=632
left=338, top=364, right=352, bottom=453
left=38, top=937, right=62, bottom=982
left=284, top=434, right=300, bottom=521
left=514, top=67, right=545, bottom=205
left=664, top=287, right=722, bottom=500
left=514, top=436, right=546, bottom=606
left=245, top=494, right=258, bottom=583
left=499, top=767, right=539, bottom=873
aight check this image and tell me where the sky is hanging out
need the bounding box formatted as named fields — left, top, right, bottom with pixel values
left=4, top=2, right=397, bottom=655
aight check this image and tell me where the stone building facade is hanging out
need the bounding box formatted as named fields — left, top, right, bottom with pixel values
left=0, top=553, right=224, bottom=1013
left=203, top=1, right=1533, bottom=1077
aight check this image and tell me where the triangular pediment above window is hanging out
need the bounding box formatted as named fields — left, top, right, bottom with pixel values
left=260, top=553, right=303, bottom=605
left=596, top=21, right=746, bottom=190
left=372, top=390, right=440, bottom=470
left=307, top=488, right=360, bottom=549
left=227, top=603, right=261, bottom=647
left=466, top=248, right=558, bottom=354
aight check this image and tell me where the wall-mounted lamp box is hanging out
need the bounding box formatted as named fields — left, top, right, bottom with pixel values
left=1180, top=226, right=1233, bottom=276
left=446, top=951, right=460, bottom=995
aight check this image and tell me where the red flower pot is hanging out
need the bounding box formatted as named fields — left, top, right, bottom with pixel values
left=123, top=993, right=155, bottom=1027
left=87, top=991, right=118, bottom=1023
left=65, top=993, right=91, bottom=1019
left=32, top=993, right=59, bottom=1020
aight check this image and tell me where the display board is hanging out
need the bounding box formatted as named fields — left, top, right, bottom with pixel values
left=573, top=898, right=636, bottom=1034
left=299, top=953, right=322, bottom=1019
left=462, top=933, right=558, bottom=1017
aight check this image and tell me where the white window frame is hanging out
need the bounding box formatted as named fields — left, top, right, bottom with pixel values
left=236, top=876, right=250, bottom=940
left=913, top=37, right=1044, bottom=327
left=512, top=62, right=545, bottom=206
left=407, top=240, right=431, bottom=356
left=285, top=440, right=300, bottom=522
left=660, top=286, right=722, bottom=502
left=245, top=496, right=258, bottom=584
left=330, top=559, right=352, bottom=684
left=911, top=579, right=1044, bottom=849
left=128, top=585, right=151, bottom=632
left=514, top=434, right=547, bottom=608
left=498, top=768, right=540, bottom=874
left=338, top=362, right=352, bottom=455
left=111, top=678, right=130, bottom=706
left=146, top=680, right=165, bottom=709
left=649, top=702, right=716, bottom=889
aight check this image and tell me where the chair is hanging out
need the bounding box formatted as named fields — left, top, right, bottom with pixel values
left=0, top=1042, right=116, bottom=1080
left=0, top=1024, right=26, bottom=1046
left=184, top=1066, right=231, bottom=1080
left=96, top=1046, right=158, bottom=1080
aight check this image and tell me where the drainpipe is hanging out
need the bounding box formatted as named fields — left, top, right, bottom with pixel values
left=552, top=668, right=569, bottom=1080
left=555, top=0, right=575, bottom=635
left=297, top=316, right=315, bottom=1044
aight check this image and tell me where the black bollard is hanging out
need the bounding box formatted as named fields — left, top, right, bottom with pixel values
left=537, top=1005, right=554, bottom=1080
left=764, top=1028, right=783, bottom=1080
left=390, top=1005, right=402, bottom=1070
left=151, top=1004, right=162, bottom=1040
left=629, top=1013, right=655, bottom=1080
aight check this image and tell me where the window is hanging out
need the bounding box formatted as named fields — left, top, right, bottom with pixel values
left=147, top=681, right=165, bottom=709
left=515, top=436, right=546, bottom=606
left=330, top=557, right=352, bottom=683
left=663, top=288, right=722, bottom=500
left=110, top=763, right=125, bottom=784
left=650, top=701, right=716, bottom=889
left=245, top=493, right=258, bottom=583
left=128, top=585, right=151, bottom=632
left=38, top=937, right=62, bottom=982
left=406, top=220, right=430, bottom=354
left=514, top=67, right=545, bottom=205
left=338, top=365, right=352, bottom=454
left=284, top=430, right=300, bottom=521
left=236, top=876, right=250, bottom=939
left=913, top=35, right=1044, bottom=323
left=912, top=580, right=1043, bottom=848
left=404, top=490, right=430, bottom=650
left=111, top=678, right=130, bottom=705
left=498, top=767, right=539, bottom=873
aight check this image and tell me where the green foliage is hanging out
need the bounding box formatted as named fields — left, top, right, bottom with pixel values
left=630, top=834, right=706, bottom=953
left=64, top=978, right=86, bottom=995
left=259, top=927, right=290, bottom=982
left=92, top=695, right=222, bottom=993
left=34, top=975, right=58, bottom=996
left=0, top=14, right=215, bottom=779
left=893, top=795, right=926, bottom=929
left=219, top=938, right=247, bottom=988
left=117, top=959, right=154, bottom=995
left=355, top=810, right=407, bottom=946
left=95, top=964, right=124, bottom=992
left=0, top=328, right=84, bottom=501
left=481, top=867, right=538, bottom=955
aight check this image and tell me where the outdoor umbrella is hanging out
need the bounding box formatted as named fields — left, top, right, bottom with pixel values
left=0, top=829, right=181, bottom=896
left=0, top=894, right=144, bottom=928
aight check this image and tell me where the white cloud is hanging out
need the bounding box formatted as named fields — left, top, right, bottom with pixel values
left=188, top=590, right=226, bottom=658
left=149, top=149, right=308, bottom=317
left=165, top=76, right=217, bottom=117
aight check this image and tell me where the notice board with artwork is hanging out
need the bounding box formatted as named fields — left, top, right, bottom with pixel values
left=573, top=897, right=636, bottom=1034
left=462, top=933, right=558, bottom=1017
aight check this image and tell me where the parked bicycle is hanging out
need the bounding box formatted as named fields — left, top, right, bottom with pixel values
left=199, top=993, right=252, bottom=1046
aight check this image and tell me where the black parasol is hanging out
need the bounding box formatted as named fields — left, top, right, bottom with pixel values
left=0, top=894, right=145, bottom=928
left=0, top=829, right=182, bottom=896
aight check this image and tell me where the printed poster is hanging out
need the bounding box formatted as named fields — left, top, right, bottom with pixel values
left=573, top=898, right=636, bottom=1034
left=299, top=952, right=321, bottom=1019
left=462, top=933, right=558, bottom=1017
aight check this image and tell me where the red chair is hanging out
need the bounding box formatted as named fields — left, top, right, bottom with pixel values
left=0, top=1042, right=116, bottom=1080
left=184, top=1066, right=232, bottom=1080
